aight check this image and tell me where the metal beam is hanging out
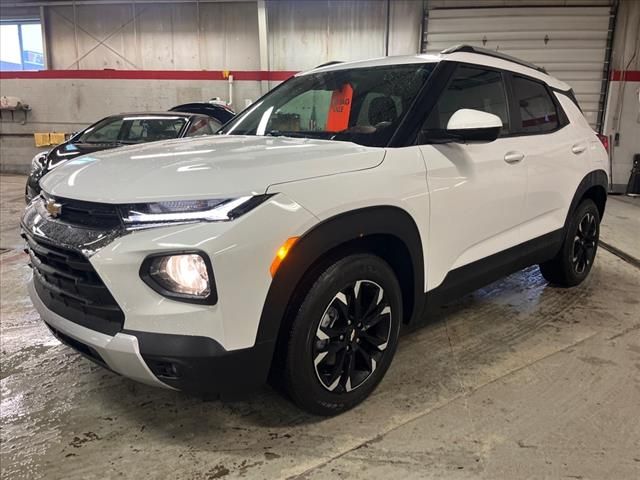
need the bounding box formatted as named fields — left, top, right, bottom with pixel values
left=40, top=5, right=50, bottom=68
left=256, top=0, right=269, bottom=94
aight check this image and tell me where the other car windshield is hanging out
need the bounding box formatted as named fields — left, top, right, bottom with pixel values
left=78, top=116, right=187, bottom=144
left=220, top=63, right=435, bottom=147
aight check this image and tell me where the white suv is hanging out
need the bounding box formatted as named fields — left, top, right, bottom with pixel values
left=22, top=46, right=608, bottom=415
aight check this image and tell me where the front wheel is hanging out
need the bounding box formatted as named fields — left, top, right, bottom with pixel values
left=539, top=199, right=600, bottom=287
left=283, top=254, right=402, bottom=416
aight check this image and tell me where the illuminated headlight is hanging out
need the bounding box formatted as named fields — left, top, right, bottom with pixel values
left=30, top=152, right=48, bottom=172
left=141, top=252, right=216, bottom=304
left=121, top=195, right=273, bottom=229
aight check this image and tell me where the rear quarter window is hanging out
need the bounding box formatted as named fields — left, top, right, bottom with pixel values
left=512, top=76, right=559, bottom=134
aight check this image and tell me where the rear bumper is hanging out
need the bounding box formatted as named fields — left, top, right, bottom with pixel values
left=29, top=279, right=273, bottom=394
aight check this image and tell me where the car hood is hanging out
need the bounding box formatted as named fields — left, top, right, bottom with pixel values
left=40, top=135, right=385, bottom=203
left=47, top=141, right=121, bottom=168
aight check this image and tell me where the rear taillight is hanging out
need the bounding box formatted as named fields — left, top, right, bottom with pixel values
left=596, top=133, right=609, bottom=153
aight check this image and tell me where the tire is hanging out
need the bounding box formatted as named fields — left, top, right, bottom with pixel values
left=539, top=199, right=600, bottom=287
left=282, top=253, right=402, bottom=416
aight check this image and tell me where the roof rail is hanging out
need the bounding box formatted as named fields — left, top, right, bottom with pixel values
left=314, top=61, right=344, bottom=69
left=441, top=44, right=547, bottom=74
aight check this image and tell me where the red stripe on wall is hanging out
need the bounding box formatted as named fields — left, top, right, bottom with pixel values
left=0, top=69, right=298, bottom=81
left=610, top=70, right=640, bottom=81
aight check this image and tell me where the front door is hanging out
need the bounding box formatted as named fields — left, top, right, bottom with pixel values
left=417, top=63, right=527, bottom=290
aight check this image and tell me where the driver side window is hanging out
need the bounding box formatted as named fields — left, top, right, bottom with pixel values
left=270, top=90, right=333, bottom=132
left=422, top=65, right=510, bottom=135
left=82, top=118, right=123, bottom=143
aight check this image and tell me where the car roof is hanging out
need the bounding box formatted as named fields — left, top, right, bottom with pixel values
left=170, top=102, right=234, bottom=113
left=169, top=103, right=235, bottom=123
left=301, top=50, right=570, bottom=92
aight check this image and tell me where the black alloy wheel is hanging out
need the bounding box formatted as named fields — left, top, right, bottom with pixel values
left=312, top=280, right=392, bottom=393
left=282, top=253, right=402, bottom=415
left=571, top=211, right=598, bottom=275
left=539, top=199, right=600, bottom=287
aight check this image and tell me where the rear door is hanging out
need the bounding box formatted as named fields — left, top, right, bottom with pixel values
left=417, top=63, right=527, bottom=290
left=507, top=74, right=585, bottom=241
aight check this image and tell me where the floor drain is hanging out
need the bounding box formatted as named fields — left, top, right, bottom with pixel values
left=600, top=241, right=640, bottom=270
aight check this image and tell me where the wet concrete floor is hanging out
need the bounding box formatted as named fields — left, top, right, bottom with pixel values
left=1, top=174, right=639, bottom=479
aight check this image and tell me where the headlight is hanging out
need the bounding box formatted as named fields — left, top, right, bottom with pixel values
left=121, top=194, right=273, bottom=229
left=141, top=252, right=216, bottom=304
left=30, top=152, right=48, bottom=172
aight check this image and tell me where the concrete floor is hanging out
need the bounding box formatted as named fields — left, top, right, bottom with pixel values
left=1, top=174, right=639, bottom=480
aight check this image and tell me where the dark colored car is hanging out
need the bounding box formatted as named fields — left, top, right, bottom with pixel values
left=169, top=102, right=235, bottom=124
left=26, top=112, right=221, bottom=202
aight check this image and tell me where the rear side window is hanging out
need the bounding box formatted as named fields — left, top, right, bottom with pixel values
left=512, top=76, right=558, bottom=133
left=186, top=117, right=214, bottom=137
left=422, top=65, right=510, bottom=134
left=208, top=119, right=222, bottom=132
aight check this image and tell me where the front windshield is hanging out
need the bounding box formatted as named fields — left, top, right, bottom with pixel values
left=78, top=116, right=187, bottom=144
left=220, top=63, right=435, bottom=147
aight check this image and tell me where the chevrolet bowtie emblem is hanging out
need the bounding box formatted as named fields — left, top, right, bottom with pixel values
left=45, top=199, right=62, bottom=218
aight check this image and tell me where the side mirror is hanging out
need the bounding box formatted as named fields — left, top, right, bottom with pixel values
left=446, top=108, right=502, bottom=143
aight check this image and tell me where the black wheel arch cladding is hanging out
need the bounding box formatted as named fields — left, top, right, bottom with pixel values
left=566, top=169, right=608, bottom=227
left=257, top=205, right=425, bottom=354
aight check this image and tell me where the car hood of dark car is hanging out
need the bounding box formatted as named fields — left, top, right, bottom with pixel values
left=47, top=141, right=123, bottom=169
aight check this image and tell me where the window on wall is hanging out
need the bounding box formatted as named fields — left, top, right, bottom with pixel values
left=0, top=21, right=45, bottom=71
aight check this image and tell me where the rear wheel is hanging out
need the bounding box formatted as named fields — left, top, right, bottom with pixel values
left=283, top=254, right=402, bottom=416
left=539, top=199, right=600, bottom=286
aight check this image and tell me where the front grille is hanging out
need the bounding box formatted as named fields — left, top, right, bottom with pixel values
left=24, top=233, right=124, bottom=336
left=49, top=196, right=122, bottom=229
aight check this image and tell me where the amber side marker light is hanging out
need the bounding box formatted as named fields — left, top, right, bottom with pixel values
left=270, top=237, right=299, bottom=277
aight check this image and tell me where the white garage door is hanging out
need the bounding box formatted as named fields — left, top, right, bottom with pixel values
left=423, top=6, right=613, bottom=129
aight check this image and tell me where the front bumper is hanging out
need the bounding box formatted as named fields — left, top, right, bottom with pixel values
left=23, top=192, right=318, bottom=394
left=30, top=279, right=275, bottom=393
left=29, top=279, right=172, bottom=389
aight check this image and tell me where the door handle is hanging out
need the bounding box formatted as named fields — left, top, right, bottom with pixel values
left=572, top=143, right=587, bottom=154
left=504, top=151, right=525, bottom=164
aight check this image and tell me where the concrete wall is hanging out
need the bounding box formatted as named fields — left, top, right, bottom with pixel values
left=46, top=2, right=261, bottom=71
left=603, top=0, right=640, bottom=192
left=0, top=0, right=423, bottom=173
left=267, top=0, right=421, bottom=70
left=2, top=0, right=634, bottom=183
left=0, top=77, right=261, bottom=172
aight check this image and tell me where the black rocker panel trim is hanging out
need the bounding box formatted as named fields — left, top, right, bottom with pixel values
left=424, top=228, right=564, bottom=313
left=256, top=206, right=425, bottom=346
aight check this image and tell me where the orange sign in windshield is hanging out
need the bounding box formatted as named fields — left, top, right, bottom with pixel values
left=326, top=83, right=353, bottom=132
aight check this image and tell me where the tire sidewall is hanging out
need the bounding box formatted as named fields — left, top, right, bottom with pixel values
left=562, top=199, right=600, bottom=284
left=286, top=254, right=402, bottom=415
